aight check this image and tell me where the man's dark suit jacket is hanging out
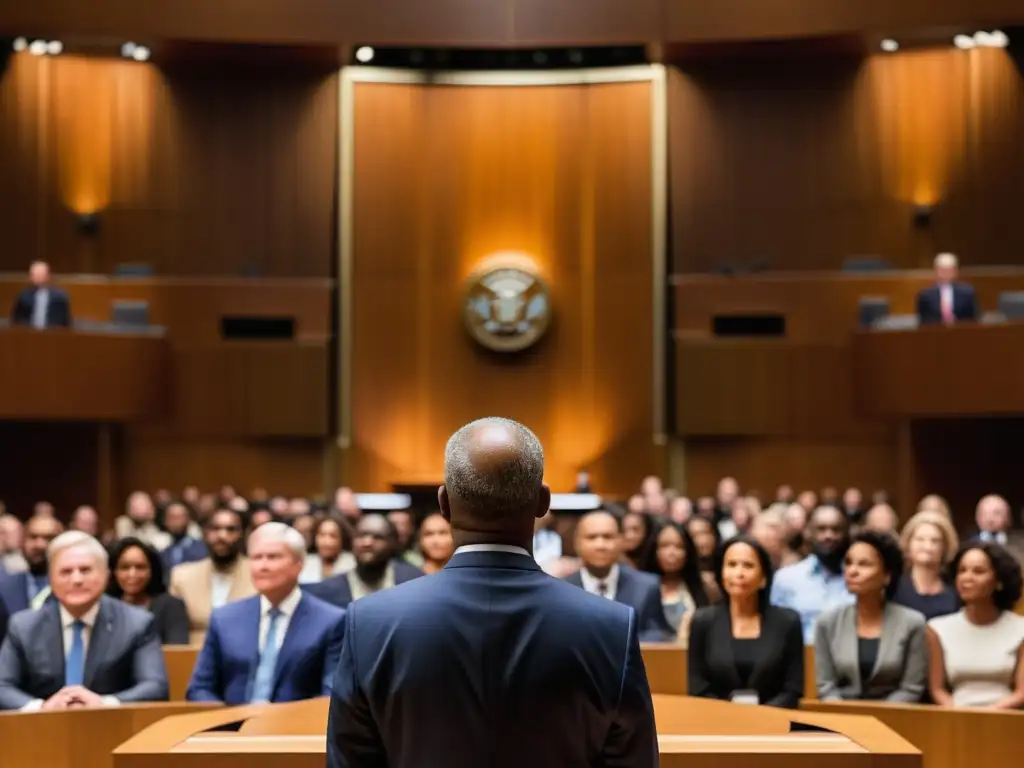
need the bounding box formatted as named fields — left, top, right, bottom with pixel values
left=327, top=549, right=658, bottom=768
left=0, top=572, right=45, bottom=616
left=687, top=603, right=805, bottom=709
left=0, top=595, right=169, bottom=710
left=10, top=286, right=72, bottom=328
left=916, top=283, right=978, bottom=325
left=0, top=599, right=8, bottom=647
left=563, top=564, right=676, bottom=642
left=304, top=559, right=423, bottom=609
left=187, top=592, right=345, bottom=705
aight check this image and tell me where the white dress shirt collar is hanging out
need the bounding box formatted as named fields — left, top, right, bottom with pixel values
left=580, top=564, right=620, bottom=600
left=454, top=544, right=531, bottom=558
left=260, top=586, right=302, bottom=617
left=59, top=601, right=101, bottom=629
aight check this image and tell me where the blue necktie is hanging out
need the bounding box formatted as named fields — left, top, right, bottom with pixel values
left=65, top=620, right=85, bottom=686
left=250, top=608, right=281, bottom=703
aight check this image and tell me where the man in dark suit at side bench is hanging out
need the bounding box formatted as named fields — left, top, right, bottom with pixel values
left=916, top=252, right=978, bottom=325
left=10, top=261, right=72, bottom=329
left=327, top=417, right=658, bottom=768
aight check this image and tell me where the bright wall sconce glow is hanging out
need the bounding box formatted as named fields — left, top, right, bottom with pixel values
left=976, top=30, right=1010, bottom=48
left=45, top=40, right=62, bottom=55
left=953, top=34, right=976, bottom=50
left=880, top=39, right=899, bottom=52
left=12, top=37, right=27, bottom=52
left=27, top=39, right=47, bottom=56
left=355, top=46, right=375, bottom=63
left=132, top=45, right=150, bottom=61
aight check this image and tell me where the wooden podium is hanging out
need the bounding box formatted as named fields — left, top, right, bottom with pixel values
left=114, top=695, right=920, bottom=768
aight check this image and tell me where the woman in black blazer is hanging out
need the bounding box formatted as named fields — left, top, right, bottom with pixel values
left=687, top=535, right=805, bottom=708
left=107, top=536, right=190, bottom=645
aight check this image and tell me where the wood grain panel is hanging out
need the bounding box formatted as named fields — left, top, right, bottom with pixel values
left=348, top=80, right=659, bottom=494
left=669, top=48, right=1024, bottom=272
left=0, top=54, right=337, bottom=276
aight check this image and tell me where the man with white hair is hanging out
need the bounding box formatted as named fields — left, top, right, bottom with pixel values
left=327, top=417, right=658, bottom=768
left=0, top=531, right=168, bottom=710
left=186, top=522, right=345, bottom=705
left=916, top=252, right=978, bottom=325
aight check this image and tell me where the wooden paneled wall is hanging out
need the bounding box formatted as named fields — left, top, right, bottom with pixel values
left=669, top=47, right=1024, bottom=272
left=345, top=80, right=661, bottom=494
left=0, top=54, right=337, bottom=276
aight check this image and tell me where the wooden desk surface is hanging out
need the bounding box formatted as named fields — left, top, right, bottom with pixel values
left=0, top=702, right=219, bottom=768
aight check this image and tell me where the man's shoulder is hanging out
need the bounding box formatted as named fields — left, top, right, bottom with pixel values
left=774, top=557, right=812, bottom=583
left=210, top=594, right=260, bottom=623
left=103, top=595, right=155, bottom=631
left=7, top=602, right=47, bottom=636
left=619, top=564, right=660, bottom=590
left=299, top=592, right=346, bottom=623
left=393, top=560, right=425, bottom=582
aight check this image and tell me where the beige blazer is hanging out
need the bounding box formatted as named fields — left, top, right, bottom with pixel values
left=169, top=557, right=256, bottom=645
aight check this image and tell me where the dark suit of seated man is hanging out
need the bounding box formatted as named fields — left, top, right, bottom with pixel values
left=187, top=523, right=345, bottom=705
left=327, top=418, right=657, bottom=768
left=916, top=252, right=978, bottom=325
left=0, top=531, right=168, bottom=711
left=10, top=261, right=72, bottom=329
left=304, top=514, right=422, bottom=610
left=563, top=510, right=676, bottom=642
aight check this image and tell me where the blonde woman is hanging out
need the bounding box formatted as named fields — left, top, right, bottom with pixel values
left=895, top=510, right=960, bottom=620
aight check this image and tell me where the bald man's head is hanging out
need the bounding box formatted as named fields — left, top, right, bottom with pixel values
left=440, top=417, right=549, bottom=536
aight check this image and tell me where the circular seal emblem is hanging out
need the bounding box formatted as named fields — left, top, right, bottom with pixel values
left=463, top=263, right=551, bottom=353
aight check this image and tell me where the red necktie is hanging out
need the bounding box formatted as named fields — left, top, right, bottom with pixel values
left=940, top=288, right=954, bottom=324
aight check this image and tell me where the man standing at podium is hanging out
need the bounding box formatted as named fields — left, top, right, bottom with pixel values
left=327, top=417, right=658, bottom=768
left=10, top=261, right=72, bottom=329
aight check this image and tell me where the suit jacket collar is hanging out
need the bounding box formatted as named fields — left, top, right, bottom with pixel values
left=272, top=594, right=310, bottom=695
left=84, top=596, right=115, bottom=689
left=444, top=550, right=541, bottom=572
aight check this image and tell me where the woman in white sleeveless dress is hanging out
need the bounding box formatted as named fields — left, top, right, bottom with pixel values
left=926, top=542, right=1024, bottom=708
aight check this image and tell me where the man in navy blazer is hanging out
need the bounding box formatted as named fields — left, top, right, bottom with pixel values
left=187, top=523, right=345, bottom=705
left=304, top=514, right=422, bottom=610
left=916, top=252, right=978, bottom=325
left=10, top=261, right=72, bottom=329
left=0, top=514, right=63, bottom=616
left=564, top=510, right=676, bottom=642
left=327, top=418, right=658, bottom=768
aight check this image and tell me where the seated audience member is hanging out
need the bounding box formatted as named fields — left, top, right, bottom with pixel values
left=917, top=494, right=951, bottom=520
left=927, top=543, right=1024, bottom=708
left=687, top=536, right=804, bottom=708
left=389, top=510, right=424, bottom=568
left=305, top=514, right=423, bottom=609
left=841, top=488, right=864, bottom=523
left=895, top=511, right=960, bottom=620
left=331, top=486, right=361, bottom=524
left=862, top=504, right=898, bottom=536
left=0, top=531, right=168, bottom=710
left=107, top=538, right=189, bottom=645
left=642, top=519, right=709, bottom=637
left=10, top=261, right=71, bottom=329
left=68, top=506, right=99, bottom=537
left=668, top=496, right=693, bottom=525
left=771, top=505, right=854, bottom=643
left=796, top=490, right=818, bottom=513
left=622, top=511, right=656, bottom=570
left=292, top=513, right=316, bottom=550
left=971, top=494, right=1024, bottom=563
left=563, top=510, right=675, bottom=642
left=815, top=531, right=926, bottom=702
left=533, top=509, right=563, bottom=570
left=0, top=514, right=63, bottom=614
left=115, top=492, right=171, bottom=552
left=916, top=252, right=978, bottom=325
left=250, top=507, right=275, bottom=530
left=170, top=508, right=255, bottom=644
left=685, top=516, right=722, bottom=603
left=187, top=523, right=345, bottom=705
left=718, top=497, right=755, bottom=541
left=749, top=511, right=790, bottom=569
left=418, top=512, right=455, bottom=575
left=0, top=514, right=27, bottom=574
left=160, top=501, right=207, bottom=571
left=300, top=515, right=356, bottom=583
left=713, top=477, right=740, bottom=522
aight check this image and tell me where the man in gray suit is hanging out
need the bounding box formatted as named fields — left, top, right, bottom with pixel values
left=0, top=531, right=169, bottom=710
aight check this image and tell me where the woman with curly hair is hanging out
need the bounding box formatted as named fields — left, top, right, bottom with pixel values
left=926, top=542, right=1024, bottom=708
left=814, top=530, right=927, bottom=702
